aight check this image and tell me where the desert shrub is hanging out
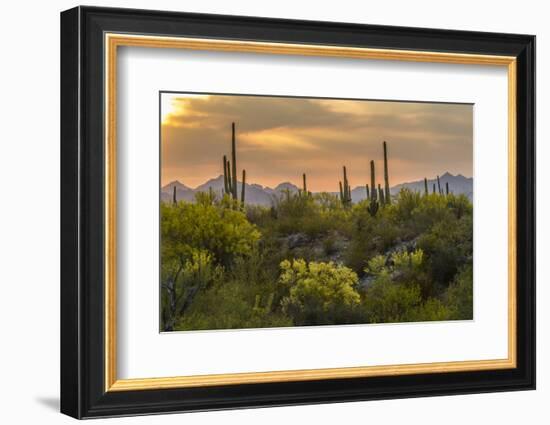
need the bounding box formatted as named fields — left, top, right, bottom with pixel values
left=446, top=193, right=472, bottom=219
left=417, top=215, right=472, bottom=290
left=161, top=200, right=261, bottom=267
left=160, top=248, right=223, bottom=330
left=362, top=278, right=423, bottom=323
left=314, top=192, right=343, bottom=212
left=409, top=298, right=450, bottom=322
left=279, top=259, right=361, bottom=325
left=344, top=206, right=400, bottom=275
left=393, top=189, right=423, bottom=222
left=175, top=246, right=292, bottom=330
left=322, top=233, right=338, bottom=256
left=360, top=248, right=449, bottom=323
left=444, top=264, right=473, bottom=320
left=175, top=278, right=292, bottom=331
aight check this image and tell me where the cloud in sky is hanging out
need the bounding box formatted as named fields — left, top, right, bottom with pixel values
left=161, top=93, right=473, bottom=191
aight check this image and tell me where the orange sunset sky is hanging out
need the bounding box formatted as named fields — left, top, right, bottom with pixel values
left=161, top=93, right=473, bottom=192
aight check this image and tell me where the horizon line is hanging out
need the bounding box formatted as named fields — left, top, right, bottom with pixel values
left=162, top=171, right=473, bottom=192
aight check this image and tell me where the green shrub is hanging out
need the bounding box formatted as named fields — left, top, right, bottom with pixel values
left=362, top=278, right=423, bottom=323
left=445, top=264, right=473, bottom=320
left=417, top=215, right=472, bottom=290
left=161, top=200, right=261, bottom=267
left=279, top=259, right=360, bottom=325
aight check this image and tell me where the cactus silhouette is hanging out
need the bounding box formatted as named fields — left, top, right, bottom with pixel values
left=339, top=166, right=352, bottom=207
left=383, top=141, right=391, bottom=204
left=365, top=184, right=370, bottom=199
left=367, top=196, right=379, bottom=217
left=172, top=185, right=177, bottom=204
left=231, top=123, right=237, bottom=200
left=424, top=178, right=429, bottom=196
left=222, top=122, right=246, bottom=205
left=433, top=183, right=436, bottom=194
left=437, top=175, right=442, bottom=195
left=223, top=155, right=231, bottom=195
left=378, top=183, right=386, bottom=206
left=366, top=160, right=379, bottom=216
left=370, top=160, right=377, bottom=202
left=241, top=169, right=246, bottom=204
left=446, top=181, right=450, bottom=196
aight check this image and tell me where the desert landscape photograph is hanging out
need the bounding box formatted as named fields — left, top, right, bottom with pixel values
left=159, top=92, right=473, bottom=332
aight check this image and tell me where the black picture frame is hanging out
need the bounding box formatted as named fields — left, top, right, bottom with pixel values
left=61, top=5, right=535, bottom=419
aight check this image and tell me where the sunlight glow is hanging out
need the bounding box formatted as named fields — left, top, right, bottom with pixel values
left=161, top=93, right=210, bottom=124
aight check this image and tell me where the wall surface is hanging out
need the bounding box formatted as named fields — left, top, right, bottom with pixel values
left=0, top=0, right=545, bottom=423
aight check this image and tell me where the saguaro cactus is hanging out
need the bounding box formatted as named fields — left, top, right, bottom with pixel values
left=378, top=183, right=386, bottom=206
left=223, top=155, right=232, bottom=195
left=241, top=170, right=246, bottom=204
left=433, top=183, right=436, bottom=194
left=339, top=166, right=352, bottom=207
left=222, top=122, right=246, bottom=205
left=366, top=160, right=379, bottom=216
left=370, top=160, right=377, bottom=201
left=172, top=185, right=177, bottom=204
left=365, top=184, right=370, bottom=199
left=383, top=141, right=391, bottom=204
left=424, top=178, right=429, bottom=196
left=445, top=181, right=450, bottom=196
left=437, top=175, right=442, bottom=195
left=231, top=123, right=238, bottom=200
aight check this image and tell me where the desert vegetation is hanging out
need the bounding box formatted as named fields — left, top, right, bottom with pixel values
left=160, top=123, right=473, bottom=331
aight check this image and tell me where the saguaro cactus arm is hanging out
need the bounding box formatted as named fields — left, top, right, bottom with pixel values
left=378, top=183, right=385, bottom=205
left=241, top=169, right=246, bottom=204
left=231, top=122, right=238, bottom=200
left=383, top=141, right=391, bottom=204
left=226, top=160, right=233, bottom=195
left=223, top=155, right=230, bottom=195
left=370, top=160, right=377, bottom=201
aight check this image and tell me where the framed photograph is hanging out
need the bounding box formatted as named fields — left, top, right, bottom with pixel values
left=60, top=6, right=535, bottom=419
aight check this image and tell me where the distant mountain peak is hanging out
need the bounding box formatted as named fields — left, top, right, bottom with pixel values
left=274, top=182, right=299, bottom=191
left=162, top=180, right=191, bottom=191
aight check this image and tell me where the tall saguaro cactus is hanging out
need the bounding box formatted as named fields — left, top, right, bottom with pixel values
left=223, top=155, right=232, bottom=195
left=370, top=160, right=377, bottom=201
left=367, top=160, right=379, bottom=216
left=222, top=122, right=246, bottom=205
left=172, top=185, right=177, bottom=204
left=383, top=141, right=391, bottom=204
left=378, top=183, right=385, bottom=206
left=231, top=122, right=238, bottom=200
left=339, top=166, right=352, bottom=207
left=241, top=170, right=246, bottom=203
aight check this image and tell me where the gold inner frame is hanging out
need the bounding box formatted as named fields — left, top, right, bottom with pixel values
left=104, top=33, right=517, bottom=392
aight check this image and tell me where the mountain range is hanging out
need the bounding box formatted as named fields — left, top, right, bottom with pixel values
left=161, top=172, right=473, bottom=206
